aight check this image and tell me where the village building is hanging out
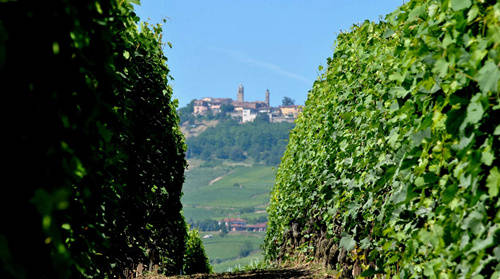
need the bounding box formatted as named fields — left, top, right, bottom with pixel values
left=193, top=100, right=209, bottom=115
left=242, top=109, right=257, bottom=123
left=279, top=105, right=302, bottom=118
left=219, top=217, right=246, bottom=228
left=218, top=217, right=267, bottom=232
left=193, top=97, right=232, bottom=115
left=192, top=84, right=301, bottom=123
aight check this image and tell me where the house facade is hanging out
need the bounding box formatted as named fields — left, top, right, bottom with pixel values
left=218, top=217, right=267, bottom=232
left=192, top=84, right=301, bottom=123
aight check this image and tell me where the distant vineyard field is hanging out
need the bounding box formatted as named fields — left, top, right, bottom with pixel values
left=183, top=163, right=275, bottom=224
left=199, top=231, right=265, bottom=273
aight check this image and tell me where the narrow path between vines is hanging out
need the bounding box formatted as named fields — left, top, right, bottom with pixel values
left=169, top=269, right=308, bottom=278
left=158, top=265, right=335, bottom=279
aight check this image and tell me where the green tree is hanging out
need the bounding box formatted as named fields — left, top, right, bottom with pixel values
left=255, top=112, right=270, bottom=123
left=220, top=224, right=228, bottom=237
left=281, top=96, right=295, bottom=106
left=221, top=103, right=235, bottom=114
left=178, top=99, right=196, bottom=124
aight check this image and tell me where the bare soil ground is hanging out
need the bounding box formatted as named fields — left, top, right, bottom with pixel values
left=164, top=268, right=331, bottom=279
left=181, top=120, right=219, bottom=139
left=208, top=170, right=234, bottom=185
left=143, top=264, right=337, bottom=279
left=169, top=268, right=310, bottom=278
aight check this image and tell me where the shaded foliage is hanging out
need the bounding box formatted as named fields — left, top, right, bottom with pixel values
left=183, top=228, right=212, bottom=275
left=1, top=0, right=188, bottom=277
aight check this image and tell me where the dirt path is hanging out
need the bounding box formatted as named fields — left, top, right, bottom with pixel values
left=162, top=266, right=335, bottom=279
left=208, top=175, right=225, bottom=185
left=208, top=170, right=234, bottom=185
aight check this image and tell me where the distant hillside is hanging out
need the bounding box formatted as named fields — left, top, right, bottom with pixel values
left=186, top=119, right=294, bottom=165
left=180, top=119, right=219, bottom=139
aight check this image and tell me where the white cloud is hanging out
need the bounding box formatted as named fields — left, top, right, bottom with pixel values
left=210, top=47, right=310, bottom=84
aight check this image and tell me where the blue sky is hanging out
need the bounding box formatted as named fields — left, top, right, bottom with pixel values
left=134, top=0, right=404, bottom=107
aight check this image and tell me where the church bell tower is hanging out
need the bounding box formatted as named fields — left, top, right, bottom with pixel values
left=237, top=84, right=244, bottom=102
left=265, top=89, right=270, bottom=107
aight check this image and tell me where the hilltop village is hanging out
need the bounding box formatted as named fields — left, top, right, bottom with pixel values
left=192, top=84, right=302, bottom=123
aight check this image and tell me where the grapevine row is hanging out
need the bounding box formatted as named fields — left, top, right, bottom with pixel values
left=265, top=0, right=500, bottom=277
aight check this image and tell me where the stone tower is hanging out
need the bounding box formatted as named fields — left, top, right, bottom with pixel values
left=237, top=84, right=244, bottom=102
left=265, top=89, right=270, bottom=107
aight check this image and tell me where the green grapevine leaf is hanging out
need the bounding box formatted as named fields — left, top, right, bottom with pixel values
left=467, top=5, right=480, bottom=22
left=339, top=234, right=356, bottom=251
left=476, top=60, right=500, bottom=94
left=450, top=0, right=471, bottom=11
left=494, top=125, right=500, bottom=135
left=465, top=94, right=484, bottom=124
left=433, top=59, right=449, bottom=77
left=127, top=0, right=141, bottom=5
left=486, top=167, right=500, bottom=197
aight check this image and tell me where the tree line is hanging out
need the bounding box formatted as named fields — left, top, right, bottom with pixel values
left=186, top=119, right=294, bottom=165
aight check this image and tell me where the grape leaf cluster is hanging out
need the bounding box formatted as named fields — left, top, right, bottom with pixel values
left=265, top=0, right=500, bottom=277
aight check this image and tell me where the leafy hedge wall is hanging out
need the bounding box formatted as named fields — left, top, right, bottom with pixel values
left=183, top=228, right=212, bottom=274
left=265, top=0, right=500, bottom=277
left=1, top=0, right=189, bottom=277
